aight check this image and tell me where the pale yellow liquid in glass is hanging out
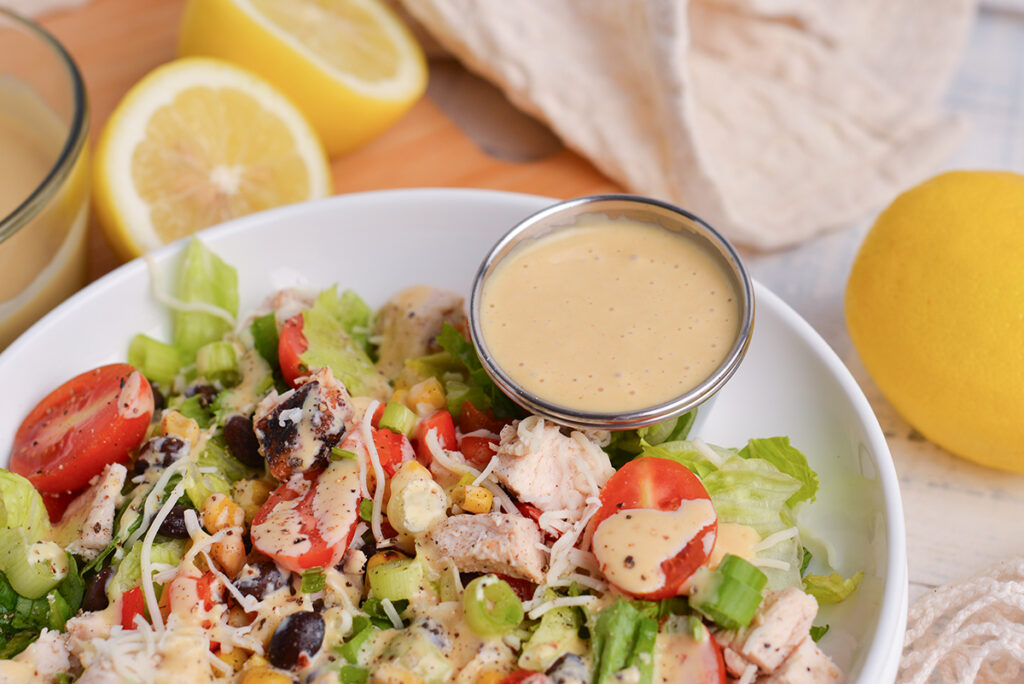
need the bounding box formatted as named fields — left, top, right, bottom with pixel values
left=0, top=78, right=89, bottom=348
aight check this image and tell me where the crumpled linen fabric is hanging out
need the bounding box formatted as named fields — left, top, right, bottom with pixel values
left=401, top=0, right=976, bottom=249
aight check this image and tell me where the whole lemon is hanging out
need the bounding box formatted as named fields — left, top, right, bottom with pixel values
left=846, top=170, right=1024, bottom=472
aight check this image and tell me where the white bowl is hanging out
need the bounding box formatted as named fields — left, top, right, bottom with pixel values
left=0, top=188, right=906, bottom=682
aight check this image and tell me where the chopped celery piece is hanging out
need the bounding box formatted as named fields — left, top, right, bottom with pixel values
left=462, top=575, right=523, bottom=637
left=368, top=559, right=423, bottom=602
left=358, top=500, right=373, bottom=522
left=689, top=555, right=766, bottom=630
left=128, top=334, right=182, bottom=387
left=378, top=401, right=417, bottom=437
left=249, top=312, right=280, bottom=372
left=338, top=665, right=370, bottom=684
left=301, top=568, right=326, bottom=594
left=174, top=239, right=239, bottom=362
left=196, top=341, right=239, bottom=385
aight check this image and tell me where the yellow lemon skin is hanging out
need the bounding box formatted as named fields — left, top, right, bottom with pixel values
left=178, top=0, right=427, bottom=157
left=845, top=170, right=1024, bottom=472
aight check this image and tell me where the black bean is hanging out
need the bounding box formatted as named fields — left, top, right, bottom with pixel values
left=235, top=558, right=288, bottom=601
left=186, top=383, right=218, bottom=409
left=223, top=415, right=263, bottom=468
left=547, top=653, right=588, bottom=684
left=151, top=387, right=166, bottom=415
left=82, top=567, right=115, bottom=612
left=158, top=505, right=192, bottom=539
left=268, top=611, right=324, bottom=670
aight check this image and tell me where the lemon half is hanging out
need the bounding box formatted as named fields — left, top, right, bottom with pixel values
left=846, top=170, right=1024, bottom=472
left=93, top=57, right=331, bottom=261
left=178, top=0, right=427, bottom=156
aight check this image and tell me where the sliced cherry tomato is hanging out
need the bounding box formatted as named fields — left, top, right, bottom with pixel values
left=590, top=457, right=717, bottom=600
left=656, top=630, right=726, bottom=683
left=414, top=410, right=457, bottom=465
left=370, top=403, right=385, bottom=429
left=251, top=460, right=361, bottom=574
left=42, top=491, right=75, bottom=523
left=372, top=428, right=412, bottom=477
left=458, top=401, right=507, bottom=435
left=121, top=585, right=146, bottom=630
left=501, top=671, right=546, bottom=684
left=460, top=435, right=498, bottom=469
left=278, top=314, right=309, bottom=388
left=11, top=364, right=154, bottom=494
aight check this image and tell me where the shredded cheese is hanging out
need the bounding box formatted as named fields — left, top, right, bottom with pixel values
left=140, top=480, right=186, bottom=632
left=527, top=595, right=598, bottom=620
left=380, top=598, right=403, bottom=629
left=472, top=453, right=500, bottom=487
left=545, top=499, right=601, bottom=585
left=126, top=456, right=190, bottom=549
left=754, top=527, right=799, bottom=553
left=359, top=400, right=387, bottom=544
left=738, top=663, right=759, bottom=684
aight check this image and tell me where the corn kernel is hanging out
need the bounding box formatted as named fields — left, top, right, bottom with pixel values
left=366, top=549, right=409, bottom=573
left=406, top=377, right=446, bottom=416
left=241, top=667, right=292, bottom=684
left=211, top=527, right=246, bottom=578
left=216, top=647, right=249, bottom=673
left=232, top=479, right=273, bottom=524
left=475, top=672, right=508, bottom=684
left=453, top=485, right=492, bottom=514
left=161, top=410, right=199, bottom=447
left=202, top=493, right=245, bottom=532
left=390, top=388, right=409, bottom=405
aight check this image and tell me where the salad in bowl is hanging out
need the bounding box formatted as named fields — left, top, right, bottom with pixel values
left=0, top=237, right=861, bottom=684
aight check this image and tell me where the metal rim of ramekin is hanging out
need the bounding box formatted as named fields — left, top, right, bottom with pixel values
left=469, top=194, right=755, bottom=431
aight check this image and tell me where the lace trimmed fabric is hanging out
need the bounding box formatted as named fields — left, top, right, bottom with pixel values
left=900, top=557, right=1024, bottom=683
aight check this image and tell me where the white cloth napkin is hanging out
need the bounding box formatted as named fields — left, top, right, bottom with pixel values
left=402, top=0, right=976, bottom=249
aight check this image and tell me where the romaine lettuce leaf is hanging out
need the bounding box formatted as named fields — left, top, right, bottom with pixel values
left=174, top=239, right=239, bottom=362
left=435, top=323, right=523, bottom=419
left=0, top=470, right=51, bottom=543
left=301, top=287, right=390, bottom=399
left=739, top=437, right=819, bottom=506
left=107, top=539, right=186, bottom=602
left=803, top=571, right=864, bottom=604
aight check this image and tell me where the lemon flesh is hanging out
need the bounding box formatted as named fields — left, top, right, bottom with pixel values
left=178, top=0, right=427, bottom=156
left=93, top=58, right=331, bottom=261
left=845, top=170, right=1024, bottom=472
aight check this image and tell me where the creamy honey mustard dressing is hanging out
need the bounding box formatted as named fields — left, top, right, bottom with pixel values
left=592, top=499, right=716, bottom=595
left=708, top=522, right=760, bottom=568
left=479, top=217, right=740, bottom=412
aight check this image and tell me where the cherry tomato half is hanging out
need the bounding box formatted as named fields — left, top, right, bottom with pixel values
left=278, top=314, right=309, bottom=388
left=414, top=410, right=457, bottom=465
left=11, top=364, right=154, bottom=494
left=251, top=460, right=361, bottom=574
left=590, top=457, right=717, bottom=600
left=460, top=435, right=498, bottom=469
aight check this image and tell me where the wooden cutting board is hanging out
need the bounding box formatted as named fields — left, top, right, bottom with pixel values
left=38, top=0, right=620, bottom=281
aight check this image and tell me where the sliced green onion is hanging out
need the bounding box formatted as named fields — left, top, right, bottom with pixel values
left=462, top=575, right=523, bottom=637
left=338, top=665, right=370, bottom=684
left=368, top=559, right=423, bottom=601
left=0, top=531, right=68, bottom=599
left=378, top=401, right=417, bottom=437
left=690, top=554, right=766, bottom=630
left=358, top=499, right=373, bottom=522
left=336, top=616, right=376, bottom=664
left=810, top=624, right=830, bottom=642
left=196, top=340, right=240, bottom=385
left=331, top=447, right=358, bottom=461
left=300, top=568, right=326, bottom=594
left=718, top=554, right=768, bottom=590
left=250, top=312, right=280, bottom=372
left=128, top=334, right=182, bottom=387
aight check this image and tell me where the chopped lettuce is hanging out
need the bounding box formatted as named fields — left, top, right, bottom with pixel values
left=301, top=286, right=390, bottom=399
left=107, top=539, right=186, bottom=602
left=739, top=437, right=819, bottom=506
left=435, top=323, right=523, bottom=419
left=803, top=571, right=864, bottom=604
left=591, top=599, right=657, bottom=684
left=0, top=553, right=83, bottom=658
left=173, top=239, right=239, bottom=362
left=0, top=470, right=51, bottom=543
